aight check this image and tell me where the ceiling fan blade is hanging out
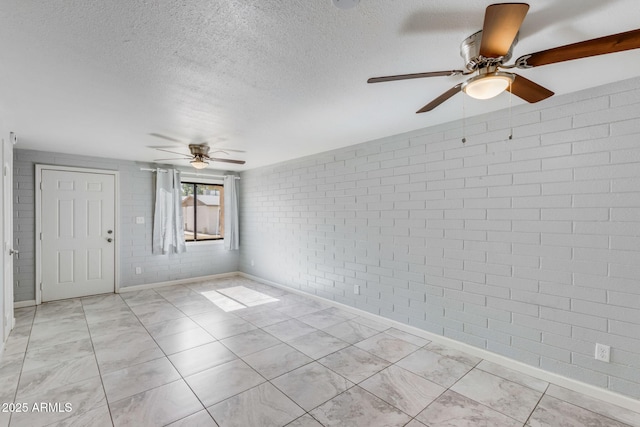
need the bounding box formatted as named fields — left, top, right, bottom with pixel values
left=416, top=83, right=463, bottom=113
left=202, top=142, right=246, bottom=153
left=479, top=3, right=530, bottom=58
left=209, top=158, right=246, bottom=165
left=215, top=147, right=246, bottom=153
left=149, top=133, right=184, bottom=143
left=209, top=150, right=231, bottom=156
left=368, top=70, right=464, bottom=84
left=506, top=74, right=554, bottom=103
left=515, top=28, right=640, bottom=68
left=155, top=147, right=190, bottom=156
left=153, top=157, right=191, bottom=161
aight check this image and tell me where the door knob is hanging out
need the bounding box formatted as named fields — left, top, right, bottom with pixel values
left=9, top=248, right=18, bottom=255
left=107, top=230, right=113, bottom=234
left=107, top=238, right=113, bottom=243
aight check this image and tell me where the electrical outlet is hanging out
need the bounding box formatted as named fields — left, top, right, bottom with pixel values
left=354, top=285, right=360, bottom=295
left=135, top=267, right=142, bottom=275
left=595, top=343, right=610, bottom=362
left=135, top=216, right=145, bottom=224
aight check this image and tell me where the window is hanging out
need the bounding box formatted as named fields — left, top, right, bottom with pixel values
left=181, top=182, right=224, bottom=242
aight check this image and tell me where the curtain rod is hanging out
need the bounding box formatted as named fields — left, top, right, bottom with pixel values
left=139, top=168, right=240, bottom=179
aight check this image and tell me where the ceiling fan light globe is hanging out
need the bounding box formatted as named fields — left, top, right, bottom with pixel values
left=190, top=159, right=208, bottom=169
left=463, top=73, right=514, bottom=100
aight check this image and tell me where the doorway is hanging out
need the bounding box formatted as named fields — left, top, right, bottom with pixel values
left=2, top=132, right=15, bottom=341
left=36, top=166, right=118, bottom=303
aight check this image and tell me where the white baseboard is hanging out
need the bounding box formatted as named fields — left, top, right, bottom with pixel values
left=239, top=272, right=640, bottom=413
left=118, top=272, right=239, bottom=293
left=14, top=300, right=36, bottom=308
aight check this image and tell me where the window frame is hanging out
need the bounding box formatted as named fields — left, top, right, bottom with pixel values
left=180, top=177, right=225, bottom=245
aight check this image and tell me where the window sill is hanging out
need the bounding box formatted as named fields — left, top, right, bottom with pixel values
left=185, top=239, right=225, bottom=247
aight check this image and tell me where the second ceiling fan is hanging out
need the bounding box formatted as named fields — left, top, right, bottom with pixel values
left=368, top=3, right=640, bottom=113
left=154, top=144, right=246, bottom=169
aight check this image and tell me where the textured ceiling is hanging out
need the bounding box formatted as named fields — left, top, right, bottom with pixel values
left=1, top=0, right=639, bottom=171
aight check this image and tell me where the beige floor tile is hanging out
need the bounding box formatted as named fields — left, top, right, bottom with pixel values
left=360, top=365, right=445, bottom=416
left=355, top=332, right=420, bottom=363
left=317, top=345, right=390, bottom=383
left=92, top=329, right=164, bottom=373
left=208, top=382, right=304, bottom=427
left=529, top=394, right=632, bottom=427
left=165, top=410, right=218, bottom=427
left=220, top=329, right=280, bottom=357
left=184, top=359, right=265, bottom=407
left=396, top=347, right=475, bottom=388
left=243, top=343, right=313, bottom=380
left=168, top=341, right=237, bottom=377
left=271, top=362, right=352, bottom=411
left=12, top=376, right=106, bottom=427
left=287, top=330, right=349, bottom=359
left=416, top=390, right=521, bottom=427
left=155, top=327, right=215, bottom=355
left=310, top=386, right=410, bottom=427
left=109, top=380, right=202, bottom=427
left=450, top=368, right=543, bottom=423
left=102, top=357, right=180, bottom=403
left=17, top=354, right=100, bottom=398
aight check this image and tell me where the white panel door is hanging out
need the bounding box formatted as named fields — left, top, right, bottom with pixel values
left=41, top=170, right=115, bottom=302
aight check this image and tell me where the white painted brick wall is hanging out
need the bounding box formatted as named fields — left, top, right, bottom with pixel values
left=13, top=149, right=239, bottom=302
left=239, top=76, right=640, bottom=400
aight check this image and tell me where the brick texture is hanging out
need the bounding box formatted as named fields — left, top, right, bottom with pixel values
left=238, top=77, right=640, bottom=399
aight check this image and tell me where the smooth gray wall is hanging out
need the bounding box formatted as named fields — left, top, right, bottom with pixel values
left=239, top=76, right=640, bottom=399
left=13, top=150, right=239, bottom=302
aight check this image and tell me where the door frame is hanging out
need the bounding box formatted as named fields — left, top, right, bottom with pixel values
left=2, top=132, right=16, bottom=343
left=35, top=165, right=120, bottom=305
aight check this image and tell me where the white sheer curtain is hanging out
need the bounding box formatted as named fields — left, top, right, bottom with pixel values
left=153, top=168, right=186, bottom=254
left=224, top=175, right=240, bottom=250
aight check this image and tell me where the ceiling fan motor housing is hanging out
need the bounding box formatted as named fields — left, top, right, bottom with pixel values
left=460, top=30, right=518, bottom=71
left=188, top=144, right=210, bottom=156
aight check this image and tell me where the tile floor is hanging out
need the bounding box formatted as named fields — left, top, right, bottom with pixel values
left=1, top=276, right=639, bottom=427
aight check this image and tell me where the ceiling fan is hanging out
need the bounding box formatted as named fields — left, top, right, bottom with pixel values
left=368, top=3, right=640, bottom=113
left=153, top=143, right=246, bottom=169
left=149, top=132, right=246, bottom=152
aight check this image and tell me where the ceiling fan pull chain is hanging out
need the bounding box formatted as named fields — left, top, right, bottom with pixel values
left=462, top=92, right=467, bottom=144
left=508, top=79, right=513, bottom=140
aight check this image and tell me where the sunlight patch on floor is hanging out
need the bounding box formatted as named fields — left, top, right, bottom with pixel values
left=201, top=286, right=279, bottom=312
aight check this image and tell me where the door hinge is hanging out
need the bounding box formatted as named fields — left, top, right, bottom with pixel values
left=40, top=182, right=43, bottom=190
left=40, top=232, right=42, bottom=240
left=40, top=282, right=42, bottom=290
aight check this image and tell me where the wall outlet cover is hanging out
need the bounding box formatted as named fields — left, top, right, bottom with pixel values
left=595, top=343, right=610, bottom=362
